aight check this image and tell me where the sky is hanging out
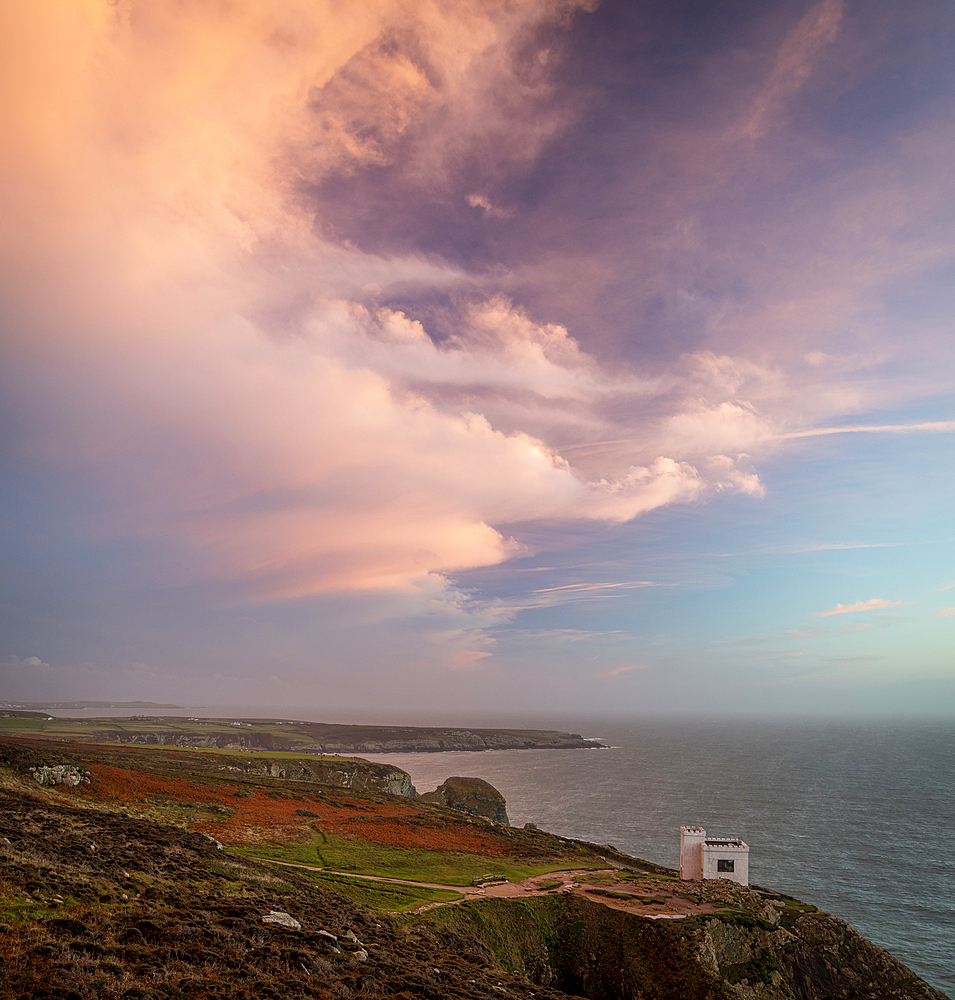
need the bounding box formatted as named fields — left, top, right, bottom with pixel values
left=1, top=0, right=953, bottom=719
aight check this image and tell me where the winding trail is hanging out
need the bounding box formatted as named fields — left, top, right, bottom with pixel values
left=251, top=857, right=719, bottom=918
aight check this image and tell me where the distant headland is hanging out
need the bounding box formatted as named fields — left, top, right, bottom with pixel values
left=0, top=712, right=607, bottom=753
left=0, top=700, right=184, bottom=710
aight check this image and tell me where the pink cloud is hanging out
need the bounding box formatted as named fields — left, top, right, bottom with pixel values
left=815, top=599, right=912, bottom=617
left=597, top=663, right=647, bottom=680
left=737, top=0, right=844, bottom=141
left=932, top=608, right=955, bottom=618
left=451, top=649, right=493, bottom=667
left=3, top=0, right=953, bottom=617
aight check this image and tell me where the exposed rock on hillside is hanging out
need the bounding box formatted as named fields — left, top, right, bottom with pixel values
left=299, top=725, right=605, bottom=754
left=29, top=763, right=90, bottom=787
left=70, top=718, right=606, bottom=753
left=222, top=756, right=417, bottom=798
left=3, top=738, right=418, bottom=800
left=423, top=891, right=949, bottom=1000
left=420, top=776, right=510, bottom=825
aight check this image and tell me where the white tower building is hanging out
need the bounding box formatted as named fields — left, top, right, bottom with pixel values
left=680, top=826, right=749, bottom=886
left=680, top=825, right=706, bottom=880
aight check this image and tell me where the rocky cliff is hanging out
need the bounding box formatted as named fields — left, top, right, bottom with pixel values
left=1, top=738, right=418, bottom=800
left=419, top=776, right=510, bottom=824
left=88, top=720, right=606, bottom=753
left=218, top=755, right=417, bottom=798
left=421, top=888, right=948, bottom=1000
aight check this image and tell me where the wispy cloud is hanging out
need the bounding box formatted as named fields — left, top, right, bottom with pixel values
left=790, top=622, right=880, bottom=639
left=499, top=580, right=670, bottom=612
left=824, top=656, right=886, bottom=666
left=794, top=541, right=908, bottom=552
left=772, top=421, right=955, bottom=441
left=738, top=0, right=844, bottom=141
left=932, top=608, right=955, bottom=618
left=597, top=663, right=647, bottom=680
left=509, top=629, right=629, bottom=643
left=532, top=581, right=663, bottom=595
left=815, top=598, right=912, bottom=617
left=450, top=649, right=493, bottom=668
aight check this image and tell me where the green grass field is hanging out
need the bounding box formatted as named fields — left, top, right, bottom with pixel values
left=0, top=715, right=317, bottom=743
left=293, top=869, right=464, bottom=913
left=235, top=830, right=601, bottom=887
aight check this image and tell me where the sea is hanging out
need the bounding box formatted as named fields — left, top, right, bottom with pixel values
left=35, top=707, right=954, bottom=995
left=359, top=716, right=955, bottom=997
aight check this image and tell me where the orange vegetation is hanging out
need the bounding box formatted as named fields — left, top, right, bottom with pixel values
left=67, top=762, right=512, bottom=855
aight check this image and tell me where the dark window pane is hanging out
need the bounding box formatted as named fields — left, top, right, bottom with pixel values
left=717, top=859, right=735, bottom=872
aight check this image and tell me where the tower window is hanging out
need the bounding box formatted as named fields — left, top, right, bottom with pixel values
left=717, top=859, right=735, bottom=873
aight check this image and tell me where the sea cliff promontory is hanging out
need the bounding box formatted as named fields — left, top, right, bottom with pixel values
left=0, top=712, right=605, bottom=754
left=0, top=735, right=947, bottom=1000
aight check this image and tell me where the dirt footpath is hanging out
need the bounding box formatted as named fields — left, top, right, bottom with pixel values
left=254, top=858, right=723, bottom=919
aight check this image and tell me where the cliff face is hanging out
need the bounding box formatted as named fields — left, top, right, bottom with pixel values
left=90, top=722, right=605, bottom=754
left=423, top=892, right=948, bottom=1000
left=696, top=904, right=949, bottom=1000
left=220, top=756, right=417, bottom=799
left=419, top=776, right=510, bottom=824
left=3, top=738, right=418, bottom=800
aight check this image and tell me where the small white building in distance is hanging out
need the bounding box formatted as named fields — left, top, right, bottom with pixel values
left=680, top=826, right=749, bottom=886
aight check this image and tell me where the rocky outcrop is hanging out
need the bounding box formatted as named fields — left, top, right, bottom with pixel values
left=260, top=910, right=302, bottom=930
left=95, top=730, right=298, bottom=752
left=419, top=776, right=509, bottom=824
left=299, top=725, right=606, bottom=754
left=29, top=764, right=91, bottom=787
left=423, top=891, right=948, bottom=1000
left=217, top=756, right=417, bottom=798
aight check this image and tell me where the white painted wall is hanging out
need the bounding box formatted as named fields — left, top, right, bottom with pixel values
left=680, top=826, right=749, bottom=885
left=701, top=840, right=749, bottom=886
left=680, top=825, right=705, bottom=880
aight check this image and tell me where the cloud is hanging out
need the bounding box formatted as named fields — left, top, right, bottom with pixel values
left=2, top=0, right=953, bottom=644
left=789, top=621, right=880, bottom=639
left=5, top=1, right=768, bottom=605
left=451, top=649, right=494, bottom=667
left=794, top=541, right=908, bottom=552
left=4, top=656, right=50, bottom=670
left=815, top=598, right=912, bottom=617
left=496, top=579, right=670, bottom=611
left=825, top=655, right=886, bottom=666
left=597, top=663, right=646, bottom=680
left=772, top=421, right=955, bottom=441
left=932, top=608, right=955, bottom=618
left=532, top=580, right=662, bottom=595
left=938, top=582, right=955, bottom=592
left=466, top=193, right=513, bottom=219
left=515, top=629, right=629, bottom=643
left=738, top=0, right=843, bottom=141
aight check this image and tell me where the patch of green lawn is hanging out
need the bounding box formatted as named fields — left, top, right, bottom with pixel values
left=296, top=869, right=463, bottom=913
left=234, top=831, right=597, bottom=886
left=0, top=718, right=48, bottom=732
